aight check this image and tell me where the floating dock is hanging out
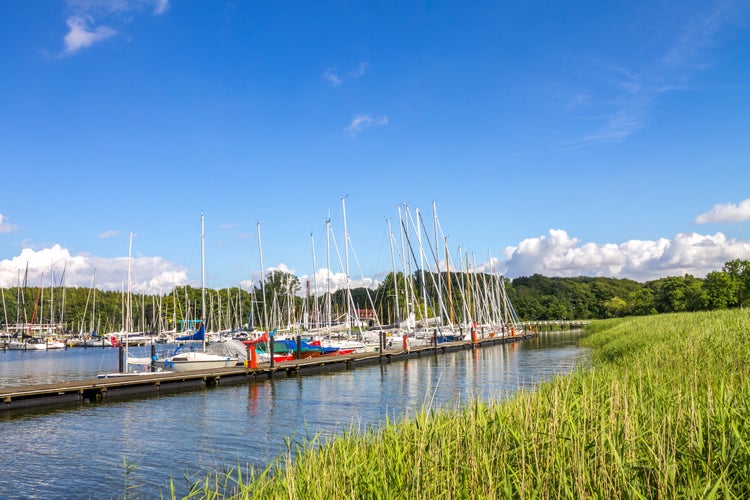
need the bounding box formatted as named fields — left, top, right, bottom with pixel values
left=0, top=333, right=535, bottom=414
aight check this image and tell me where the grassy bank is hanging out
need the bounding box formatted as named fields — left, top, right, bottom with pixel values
left=179, top=310, right=750, bottom=499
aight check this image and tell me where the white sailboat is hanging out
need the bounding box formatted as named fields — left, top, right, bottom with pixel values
left=156, top=212, right=239, bottom=372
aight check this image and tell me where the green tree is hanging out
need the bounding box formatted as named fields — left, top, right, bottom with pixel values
left=723, top=259, right=750, bottom=307
left=603, top=296, right=628, bottom=318
left=627, top=288, right=656, bottom=316
left=703, top=271, right=738, bottom=310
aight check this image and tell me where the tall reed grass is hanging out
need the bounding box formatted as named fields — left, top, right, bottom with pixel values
left=176, top=310, right=750, bottom=499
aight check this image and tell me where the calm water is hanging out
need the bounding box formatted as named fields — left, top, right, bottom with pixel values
left=0, top=331, right=589, bottom=499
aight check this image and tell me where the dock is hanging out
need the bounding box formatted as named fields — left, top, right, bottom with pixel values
left=0, top=333, right=535, bottom=414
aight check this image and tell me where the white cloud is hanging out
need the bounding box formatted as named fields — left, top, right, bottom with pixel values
left=0, top=214, right=18, bottom=233
left=500, top=229, right=750, bottom=281
left=323, top=68, right=342, bottom=86
left=299, top=267, right=377, bottom=295
left=63, top=15, right=116, bottom=54
left=345, top=114, right=389, bottom=137
left=695, top=198, right=750, bottom=224
left=62, top=0, right=169, bottom=54
left=0, top=245, right=188, bottom=293
left=98, top=229, right=120, bottom=239
left=239, top=264, right=377, bottom=296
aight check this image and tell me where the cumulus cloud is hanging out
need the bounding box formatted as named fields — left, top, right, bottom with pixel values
left=0, top=214, right=18, bottom=233
left=345, top=114, right=389, bottom=137
left=239, top=264, right=378, bottom=296
left=695, top=198, right=750, bottom=224
left=0, top=245, right=188, bottom=293
left=63, top=15, right=116, bottom=54
left=299, top=267, right=377, bottom=295
left=500, top=229, right=750, bottom=281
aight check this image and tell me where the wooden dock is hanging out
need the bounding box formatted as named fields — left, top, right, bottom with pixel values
left=0, top=333, right=535, bottom=414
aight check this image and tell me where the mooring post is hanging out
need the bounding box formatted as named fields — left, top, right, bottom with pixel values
left=296, top=335, right=301, bottom=360
left=249, top=346, right=257, bottom=369
left=269, top=330, right=275, bottom=368
left=150, top=343, right=156, bottom=372
left=118, top=343, right=124, bottom=373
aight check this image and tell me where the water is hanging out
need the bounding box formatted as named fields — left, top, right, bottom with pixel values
left=0, top=331, right=589, bottom=499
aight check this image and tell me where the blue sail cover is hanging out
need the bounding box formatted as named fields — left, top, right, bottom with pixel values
left=175, top=324, right=205, bottom=341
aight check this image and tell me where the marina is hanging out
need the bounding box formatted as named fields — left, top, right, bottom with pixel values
left=0, top=333, right=534, bottom=414
left=0, top=329, right=588, bottom=498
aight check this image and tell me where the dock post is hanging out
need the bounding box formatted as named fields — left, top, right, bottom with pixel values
left=269, top=331, right=275, bottom=368
left=150, top=344, right=156, bottom=372
left=249, top=346, right=257, bottom=369
left=296, top=335, right=301, bottom=360
left=118, top=343, right=124, bottom=373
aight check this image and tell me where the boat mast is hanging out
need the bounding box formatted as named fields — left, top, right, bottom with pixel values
left=415, top=208, right=428, bottom=326
left=310, top=232, right=319, bottom=330
left=201, top=212, right=206, bottom=351
left=1, top=288, right=8, bottom=333
left=387, top=218, right=400, bottom=326
left=341, top=196, right=351, bottom=334
left=49, top=263, right=54, bottom=335
left=445, top=237, right=454, bottom=326
left=126, top=232, right=133, bottom=366
left=256, top=222, right=268, bottom=331
left=398, top=205, right=411, bottom=332
left=325, top=217, right=332, bottom=334
left=60, top=261, right=67, bottom=333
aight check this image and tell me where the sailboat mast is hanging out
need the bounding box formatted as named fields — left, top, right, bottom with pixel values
left=387, top=218, right=400, bottom=325
left=126, top=232, right=133, bottom=363
left=445, top=238, right=454, bottom=326
left=415, top=208, right=428, bottom=325
left=257, top=222, right=268, bottom=331
left=1, top=288, right=8, bottom=333
left=201, top=212, right=206, bottom=351
left=310, top=232, right=319, bottom=330
left=325, top=217, right=332, bottom=334
left=341, top=196, right=351, bottom=333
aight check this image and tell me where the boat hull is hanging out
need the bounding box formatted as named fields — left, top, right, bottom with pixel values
left=156, top=351, right=238, bottom=372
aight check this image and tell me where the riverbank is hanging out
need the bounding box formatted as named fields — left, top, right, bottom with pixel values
left=180, top=309, right=750, bottom=498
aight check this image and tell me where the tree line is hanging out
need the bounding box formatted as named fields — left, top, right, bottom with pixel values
left=1, top=260, right=748, bottom=334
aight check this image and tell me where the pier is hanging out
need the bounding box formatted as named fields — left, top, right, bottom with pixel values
left=0, top=332, right=537, bottom=414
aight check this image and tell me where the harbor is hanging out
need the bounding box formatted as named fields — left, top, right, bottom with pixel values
left=0, top=329, right=588, bottom=498
left=1, top=332, right=536, bottom=414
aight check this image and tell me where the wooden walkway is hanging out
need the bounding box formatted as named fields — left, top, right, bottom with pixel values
left=0, top=333, right=536, bottom=414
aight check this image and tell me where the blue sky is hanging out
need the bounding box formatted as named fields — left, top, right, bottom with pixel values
left=1, top=0, right=750, bottom=293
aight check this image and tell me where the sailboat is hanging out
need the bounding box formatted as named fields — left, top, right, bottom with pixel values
left=156, top=212, right=239, bottom=372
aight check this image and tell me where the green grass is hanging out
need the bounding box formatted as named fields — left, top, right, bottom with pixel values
left=170, top=309, right=750, bottom=499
